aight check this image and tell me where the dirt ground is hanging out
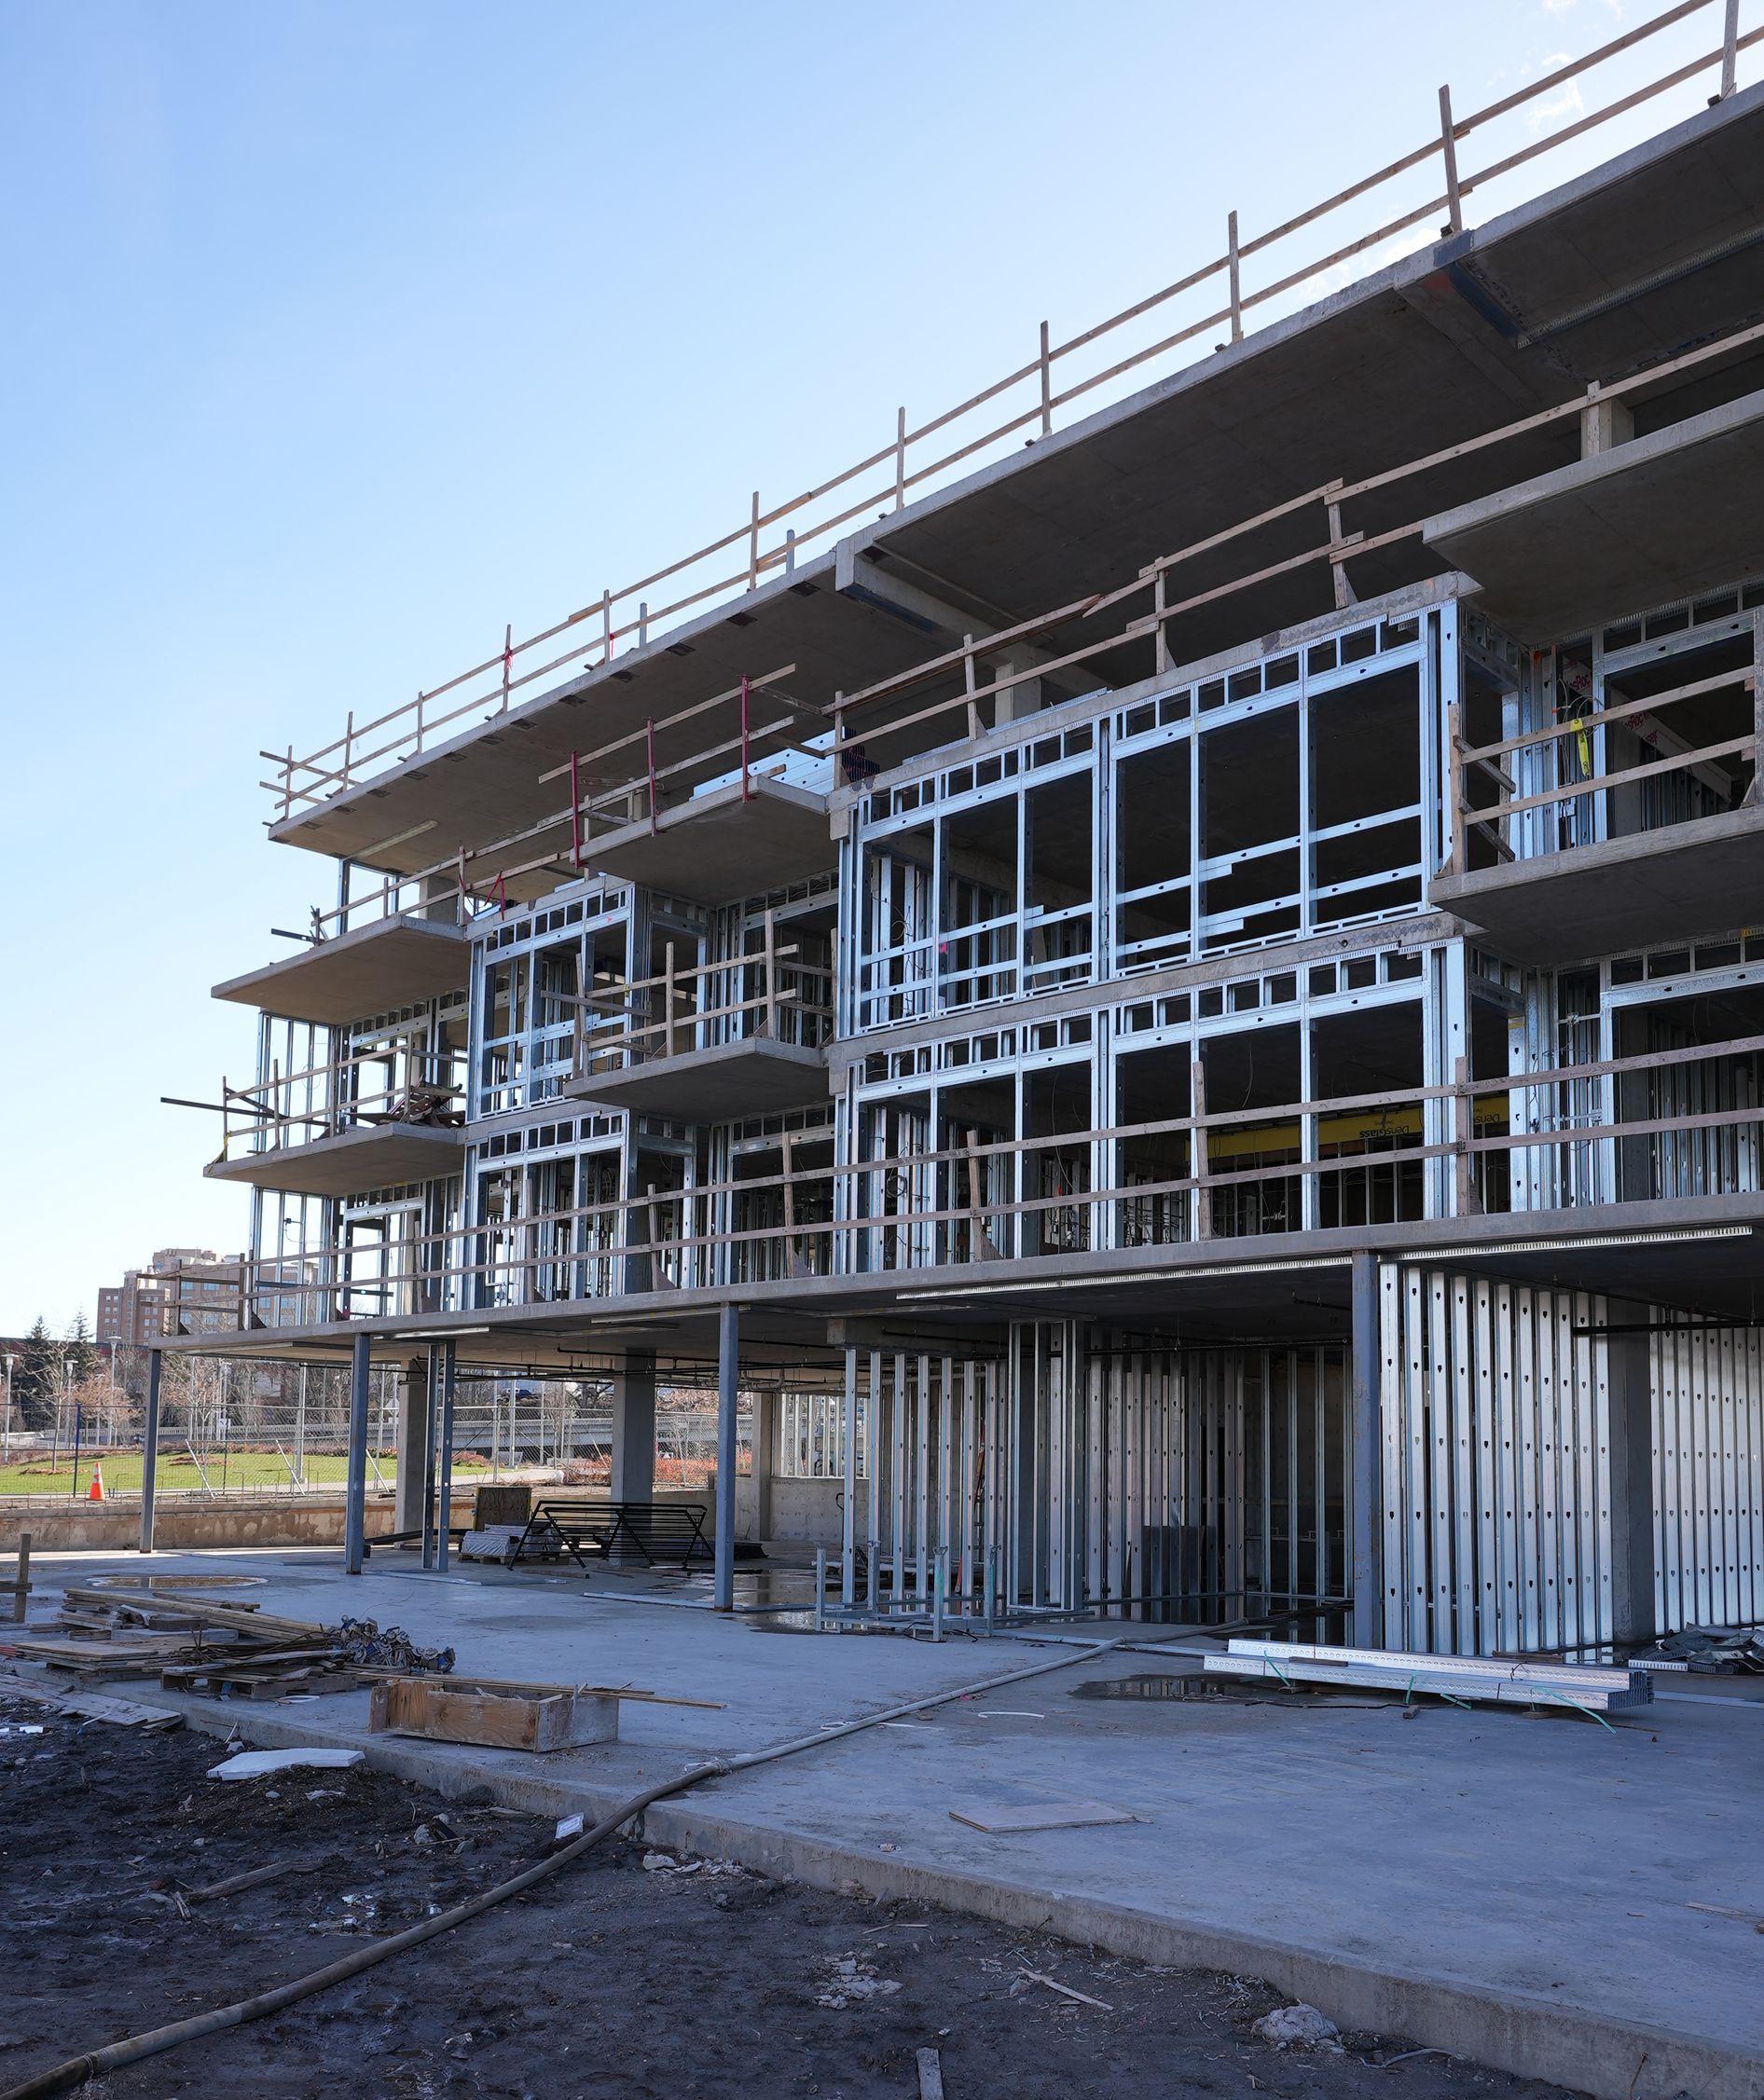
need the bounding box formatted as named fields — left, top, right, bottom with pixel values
left=0, top=1691, right=1573, bottom=2100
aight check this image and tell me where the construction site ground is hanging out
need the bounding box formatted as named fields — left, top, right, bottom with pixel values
left=6, top=1547, right=1762, bottom=2100
left=1, top=1685, right=1582, bottom=2100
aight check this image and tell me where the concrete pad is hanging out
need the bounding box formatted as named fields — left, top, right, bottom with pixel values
left=565, top=1035, right=830, bottom=1119
left=204, top=1121, right=466, bottom=1197
left=20, top=1546, right=1764, bottom=2100
left=1432, top=803, right=1764, bottom=964
left=1426, top=389, right=1764, bottom=641
left=211, top=914, right=468, bottom=1025
left=580, top=775, right=834, bottom=907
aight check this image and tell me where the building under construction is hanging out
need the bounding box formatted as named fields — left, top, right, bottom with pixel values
left=161, top=16, right=1764, bottom=1659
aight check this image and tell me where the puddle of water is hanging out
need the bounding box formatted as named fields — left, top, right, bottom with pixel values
left=1068, top=1674, right=1196, bottom=1701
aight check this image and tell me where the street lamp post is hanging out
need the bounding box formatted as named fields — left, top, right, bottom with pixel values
left=2, top=1352, right=13, bottom=1464
left=62, top=1358, right=78, bottom=1499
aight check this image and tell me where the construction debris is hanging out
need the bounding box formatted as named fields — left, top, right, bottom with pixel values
left=1203, top=1640, right=1651, bottom=1715
left=208, top=1748, right=365, bottom=1780
left=1019, top=1968, right=1112, bottom=2011
left=5, top=1587, right=453, bottom=1700
left=0, top=1667, right=181, bottom=1731
left=1253, top=2004, right=1343, bottom=2051
left=1647, top=1626, right=1764, bottom=1674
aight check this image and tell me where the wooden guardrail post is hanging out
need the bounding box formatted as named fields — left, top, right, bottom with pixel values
left=1226, top=212, right=1243, bottom=342
left=1439, top=85, right=1464, bottom=234
left=1454, top=1055, right=1481, bottom=1216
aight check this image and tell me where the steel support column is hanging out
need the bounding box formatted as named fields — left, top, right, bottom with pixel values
left=436, top=1340, right=458, bottom=1572
left=420, top=1345, right=441, bottom=1570
left=1350, top=1250, right=1381, bottom=1646
left=715, top=1303, right=738, bottom=1610
left=344, top=1331, right=371, bottom=1575
left=138, top=1349, right=161, bottom=1555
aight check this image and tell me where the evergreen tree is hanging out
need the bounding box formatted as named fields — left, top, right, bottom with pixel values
left=13, top=1318, right=59, bottom=1434
left=64, top=1310, right=100, bottom=1393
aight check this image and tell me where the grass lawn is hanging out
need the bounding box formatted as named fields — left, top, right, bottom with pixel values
left=0, top=1451, right=399, bottom=1497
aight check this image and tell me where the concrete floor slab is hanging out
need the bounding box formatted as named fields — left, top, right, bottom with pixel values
left=20, top=1547, right=1764, bottom=2100
left=203, top=1119, right=467, bottom=1197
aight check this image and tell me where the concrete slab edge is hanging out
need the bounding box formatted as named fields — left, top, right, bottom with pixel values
left=152, top=1691, right=1763, bottom=2100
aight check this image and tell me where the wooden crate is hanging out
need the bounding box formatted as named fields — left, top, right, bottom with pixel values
left=368, top=1675, right=619, bottom=1753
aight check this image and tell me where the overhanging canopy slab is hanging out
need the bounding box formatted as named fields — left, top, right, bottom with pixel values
left=204, top=1123, right=466, bottom=1198
left=582, top=776, right=834, bottom=906
left=1433, top=803, right=1764, bottom=967
left=212, top=914, right=468, bottom=1025
left=566, top=1037, right=831, bottom=1120
left=1426, top=389, right=1764, bottom=642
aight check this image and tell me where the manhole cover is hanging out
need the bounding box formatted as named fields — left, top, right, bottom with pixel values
left=86, top=1573, right=268, bottom=1591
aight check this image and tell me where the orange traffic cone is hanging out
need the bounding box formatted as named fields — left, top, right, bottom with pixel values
left=87, top=1463, right=104, bottom=1502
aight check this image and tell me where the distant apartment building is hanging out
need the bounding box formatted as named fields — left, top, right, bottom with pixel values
left=97, top=1249, right=243, bottom=1344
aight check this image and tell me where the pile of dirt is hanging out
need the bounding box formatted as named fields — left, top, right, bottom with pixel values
left=0, top=1691, right=1569, bottom=2099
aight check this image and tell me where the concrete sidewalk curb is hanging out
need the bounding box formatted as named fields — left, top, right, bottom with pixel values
left=150, top=1689, right=1764, bottom=2100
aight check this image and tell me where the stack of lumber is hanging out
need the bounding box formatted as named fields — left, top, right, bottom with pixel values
left=6, top=1587, right=404, bottom=1700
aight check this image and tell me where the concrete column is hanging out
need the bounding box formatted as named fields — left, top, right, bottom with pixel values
left=750, top=1388, right=778, bottom=1543
left=1580, top=390, right=1633, bottom=457
left=715, top=1304, right=738, bottom=1610
left=986, top=647, right=1043, bottom=725
left=344, top=1333, right=371, bottom=1575
left=1606, top=1304, right=1657, bottom=1645
left=394, top=1356, right=430, bottom=1535
left=138, top=1349, right=161, bottom=1555
left=1350, top=1251, right=1383, bottom=1648
left=609, top=1351, right=657, bottom=1503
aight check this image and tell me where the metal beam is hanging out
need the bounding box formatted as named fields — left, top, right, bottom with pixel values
left=138, top=1350, right=161, bottom=1556
left=344, top=1332, right=370, bottom=1575
left=715, top=1303, right=739, bottom=1610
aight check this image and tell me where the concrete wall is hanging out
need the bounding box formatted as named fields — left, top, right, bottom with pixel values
left=732, top=1471, right=843, bottom=1544
left=0, top=1493, right=401, bottom=1556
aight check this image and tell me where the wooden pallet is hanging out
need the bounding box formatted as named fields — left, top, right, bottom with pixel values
left=161, top=1659, right=365, bottom=1700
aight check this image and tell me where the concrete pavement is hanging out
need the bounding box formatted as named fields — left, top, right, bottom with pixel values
left=12, top=1545, right=1763, bottom=2100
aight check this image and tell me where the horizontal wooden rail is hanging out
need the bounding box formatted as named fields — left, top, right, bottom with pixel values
left=209, top=1019, right=1764, bottom=1322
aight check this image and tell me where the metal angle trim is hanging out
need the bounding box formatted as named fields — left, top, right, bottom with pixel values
left=896, top=1255, right=1353, bottom=1302
left=1392, top=1225, right=1756, bottom=1263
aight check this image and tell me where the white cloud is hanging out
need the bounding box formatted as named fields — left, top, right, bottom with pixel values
left=1531, top=80, right=1587, bottom=130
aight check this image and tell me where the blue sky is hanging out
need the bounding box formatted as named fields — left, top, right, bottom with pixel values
left=0, top=0, right=1743, bottom=1332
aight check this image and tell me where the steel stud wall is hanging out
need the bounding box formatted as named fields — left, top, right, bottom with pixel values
left=1652, top=1321, right=1764, bottom=1629
left=1379, top=1267, right=1612, bottom=1655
